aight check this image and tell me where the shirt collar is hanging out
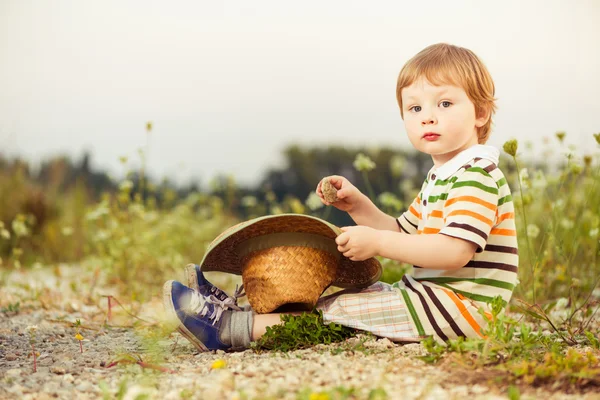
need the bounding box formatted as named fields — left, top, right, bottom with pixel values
left=429, top=144, right=500, bottom=180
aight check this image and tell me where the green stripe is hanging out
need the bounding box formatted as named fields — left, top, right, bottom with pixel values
left=427, top=192, right=449, bottom=203
left=465, top=167, right=493, bottom=178
left=497, top=177, right=507, bottom=187
left=498, top=194, right=512, bottom=205
left=434, top=176, right=459, bottom=186
left=399, top=288, right=426, bottom=336
left=451, top=180, right=498, bottom=194
left=419, top=282, right=508, bottom=306
left=416, top=277, right=515, bottom=291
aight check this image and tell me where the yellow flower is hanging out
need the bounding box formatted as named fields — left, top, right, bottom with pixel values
left=309, top=393, right=330, bottom=400
left=211, top=359, right=226, bottom=369
left=75, top=333, right=84, bottom=341
left=502, top=139, right=518, bottom=157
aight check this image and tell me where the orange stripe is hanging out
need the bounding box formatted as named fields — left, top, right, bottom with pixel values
left=445, top=196, right=496, bottom=211
left=447, top=210, right=494, bottom=226
left=496, top=212, right=515, bottom=223
left=490, top=228, right=517, bottom=236
left=409, top=205, right=421, bottom=219
left=429, top=210, right=443, bottom=219
left=440, top=288, right=486, bottom=338
left=422, top=227, right=441, bottom=234
left=415, top=196, right=421, bottom=204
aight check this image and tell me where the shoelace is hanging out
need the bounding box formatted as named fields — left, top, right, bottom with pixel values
left=211, top=284, right=246, bottom=306
left=187, top=287, right=246, bottom=325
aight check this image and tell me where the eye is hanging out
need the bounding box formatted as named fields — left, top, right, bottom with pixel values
left=409, top=105, right=422, bottom=112
left=440, top=101, right=452, bottom=108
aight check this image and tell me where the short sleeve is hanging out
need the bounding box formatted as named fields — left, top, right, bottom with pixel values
left=439, top=167, right=499, bottom=252
left=397, top=193, right=422, bottom=234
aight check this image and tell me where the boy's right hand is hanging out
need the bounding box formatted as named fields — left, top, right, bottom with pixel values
left=316, top=176, right=364, bottom=212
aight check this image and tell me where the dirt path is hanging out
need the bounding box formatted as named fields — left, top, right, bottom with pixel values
left=0, top=267, right=597, bottom=400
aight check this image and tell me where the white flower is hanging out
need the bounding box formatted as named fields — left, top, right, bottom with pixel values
left=26, top=325, right=38, bottom=333
left=519, top=168, right=530, bottom=188
left=241, top=196, right=257, bottom=208
left=532, top=170, right=547, bottom=189
left=560, top=219, right=574, bottom=230
left=389, top=155, right=406, bottom=177
left=119, top=179, right=134, bottom=192
left=353, top=153, right=376, bottom=172
left=590, top=228, right=599, bottom=237
left=527, top=224, right=540, bottom=239
left=305, top=192, right=324, bottom=211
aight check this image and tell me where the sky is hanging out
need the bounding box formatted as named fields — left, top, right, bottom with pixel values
left=1, top=0, right=599, bottom=187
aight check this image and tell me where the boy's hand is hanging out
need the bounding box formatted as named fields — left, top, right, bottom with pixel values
left=335, top=226, right=381, bottom=261
left=316, top=176, right=364, bottom=212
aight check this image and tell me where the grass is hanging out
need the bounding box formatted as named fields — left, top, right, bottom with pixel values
left=1, top=131, right=599, bottom=395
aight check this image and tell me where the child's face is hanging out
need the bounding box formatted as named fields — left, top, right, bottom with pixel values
left=400, top=78, right=487, bottom=166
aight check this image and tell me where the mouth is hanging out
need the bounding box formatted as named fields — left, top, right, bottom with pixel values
left=422, top=132, right=440, bottom=141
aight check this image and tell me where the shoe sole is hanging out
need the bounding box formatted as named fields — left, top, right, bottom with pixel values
left=184, top=264, right=200, bottom=292
left=162, top=280, right=208, bottom=352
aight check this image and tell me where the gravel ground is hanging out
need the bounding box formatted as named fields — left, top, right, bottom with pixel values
left=0, top=267, right=598, bottom=400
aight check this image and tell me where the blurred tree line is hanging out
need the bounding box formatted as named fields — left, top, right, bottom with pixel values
left=0, top=145, right=461, bottom=265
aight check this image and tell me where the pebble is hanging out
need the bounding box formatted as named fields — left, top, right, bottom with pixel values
left=5, top=353, right=18, bottom=361
left=75, top=382, right=94, bottom=392
left=6, top=368, right=22, bottom=377
left=50, top=366, right=66, bottom=375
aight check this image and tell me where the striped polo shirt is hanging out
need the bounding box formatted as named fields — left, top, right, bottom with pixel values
left=393, top=144, right=519, bottom=343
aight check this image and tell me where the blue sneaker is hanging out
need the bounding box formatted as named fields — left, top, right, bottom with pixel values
left=162, top=280, right=232, bottom=352
left=184, top=263, right=245, bottom=306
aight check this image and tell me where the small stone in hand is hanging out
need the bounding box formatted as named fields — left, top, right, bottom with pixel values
left=321, top=179, right=339, bottom=203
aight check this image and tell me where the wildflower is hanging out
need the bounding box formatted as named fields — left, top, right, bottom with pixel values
left=527, top=224, right=540, bottom=239
left=118, top=156, right=128, bottom=164
left=0, top=228, right=10, bottom=240
left=309, top=393, right=330, bottom=400
left=378, top=192, right=403, bottom=212
left=560, top=219, right=574, bottom=230
left=532, top=170, right=547, bottom=189
left=241, top=196, right=258, bottom=208
left=569, top=163, right=583, bottom=175
left=12, top=216, right=30, bottom=238
left=146, top=121, right=153, bottom=132
left=584, top=155, right=592, bottom=168
left=270, top=205, right=283, bottom=215
left=519, top=168, right=530, bottom=188
left=353, top=153, right=376, bottom=172
left=119, top=180, right=134, bottom=192
left=389, top=155, right=406, bottom=177
left=593, top=132, right=600, bottom=145
left=211, top=359, right=226, bottom=369
left=502, top=139, right=518, bottom=157
left=305, top=192, right=324, bottom=211
left=555, top=131, right=566, bottom=143
left=288, top=198, right=305, bottom=214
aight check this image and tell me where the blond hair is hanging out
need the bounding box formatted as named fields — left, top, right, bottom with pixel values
left=396, top=43, right=497, bottom=144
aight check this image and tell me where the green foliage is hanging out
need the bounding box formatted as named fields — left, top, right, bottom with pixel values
left=0, top=301, right=21, bottom=315
left=251, top=310, right=358, bottom=352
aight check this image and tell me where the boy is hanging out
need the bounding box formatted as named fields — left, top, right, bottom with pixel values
left=163, top=43, right=518, bottom=349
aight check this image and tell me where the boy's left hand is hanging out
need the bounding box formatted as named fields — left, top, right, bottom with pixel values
left=335, top=226, right=381, bottom=261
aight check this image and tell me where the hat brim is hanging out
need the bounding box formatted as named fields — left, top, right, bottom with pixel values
left=199, top=214, right=382, bottom=288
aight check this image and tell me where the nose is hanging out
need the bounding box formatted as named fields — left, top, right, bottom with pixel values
left=421, top=113, right=436, bottom=125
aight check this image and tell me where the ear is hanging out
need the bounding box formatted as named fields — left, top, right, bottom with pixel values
left=475, top=105, right=491, bottom=128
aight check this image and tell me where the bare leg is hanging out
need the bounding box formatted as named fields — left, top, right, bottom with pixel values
left=251, top=312, right=303, bottom=341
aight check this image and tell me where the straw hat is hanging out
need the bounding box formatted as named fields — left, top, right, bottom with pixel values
left=199, top=214, right=382, bottom=314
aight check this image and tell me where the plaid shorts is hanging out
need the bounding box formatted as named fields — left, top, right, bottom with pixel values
left=316, top=282, right=422, bottom=342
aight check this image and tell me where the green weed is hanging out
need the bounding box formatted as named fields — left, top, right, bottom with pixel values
left=251, top=310, right=358, bottom=352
